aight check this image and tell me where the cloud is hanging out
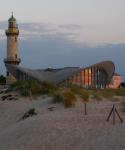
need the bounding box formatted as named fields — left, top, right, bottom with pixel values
left=19, top=23, right=56, bottom=32
left=1, top=21, right=125, bottom=46
left=0, top=21, right=82, bottom=43
left=59, top=24, right=82, bottom=30
left=17, top=22, right=82, bottom=43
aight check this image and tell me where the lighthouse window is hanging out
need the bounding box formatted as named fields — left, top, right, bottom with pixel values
left=9, top=22, right=13, bottom=28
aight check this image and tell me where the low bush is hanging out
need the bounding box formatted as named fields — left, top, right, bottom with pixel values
left=101, top=90, right=114, bottom=99
left=63, top=91, right=77, bottom=108
left=110, top=97, right=119, bottom=102
left=69, top=84, right=89, bottom=102
left=121, top=101, right=125, bottom=112
left=78, top=89, right=89, bottom=102
left=92, top=93, right=102, bottom=101
left=53, top=91, right=64, bottom=103
left=69, top=84, right=83, bottom=94
left=11, top=80, right=29, bottom=96
left=11, top=80, right=58, bottom=97
left=0, top=75, right=6, bottom=85
left=114, top=88, right=125, bottom=96
left=41, top=81, right=58, bottom=95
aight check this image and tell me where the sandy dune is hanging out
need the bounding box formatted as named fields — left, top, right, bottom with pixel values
left=0, top=95, right=125, bottom=150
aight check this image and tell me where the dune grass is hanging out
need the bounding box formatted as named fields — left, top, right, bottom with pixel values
left=53, top=91, right=64, bottom=103
left=10, top=80, right=125, bottom=108
left=69, top=84, right=89, bottom=101
left=63, top=91, right=77, bottom=108
left=53, top=89, right=77, bottom=108
left=11, top=80, right=58, bottom=97
left=121, top=101, right=125, bottom=112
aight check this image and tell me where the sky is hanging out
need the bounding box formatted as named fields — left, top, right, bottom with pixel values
left=0, top=0, right=125, bottom=45
left=0, top=0, right=125, bottom=80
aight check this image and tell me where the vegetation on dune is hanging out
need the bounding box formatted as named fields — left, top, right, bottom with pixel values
left=11, top=80, right=41, bottom=96
left=92, top=92, right=102, bottom=101
left=63, top=91, right=77, bottom=108
left=9, top=80, right=125, bottom=109
left=53, top=91, right=64, bottom=103
left=102, top=88, right=125, bottom=98
left=68, top=84, right=89, bottom=112
left=114, top=88, right=125, bottom=96
left=69, top=84, right=89, bottom=101
left=90, top=88, right=125, bottom=100
left=40, top=81, right=58, bottom=95
left=0, top=75, right=6, bottom=85
left=101, top=89, right=114, bottom=99
left=121, top=101, right=125, bottom=112
left=11, top=80, right=58, bottom=97
left=53, top=90, right=77, bottom=108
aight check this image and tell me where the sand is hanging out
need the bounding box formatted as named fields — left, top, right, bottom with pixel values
left=0, top=94, right=125, bottom=150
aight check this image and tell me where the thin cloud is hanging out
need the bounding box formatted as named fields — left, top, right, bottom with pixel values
left=59, top=24, right=82, bottom=30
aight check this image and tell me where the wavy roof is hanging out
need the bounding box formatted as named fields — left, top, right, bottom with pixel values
left=5, top=61, right=115, bottom=84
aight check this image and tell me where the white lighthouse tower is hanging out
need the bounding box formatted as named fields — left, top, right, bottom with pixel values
left=4, top=13, right=21, bottom=84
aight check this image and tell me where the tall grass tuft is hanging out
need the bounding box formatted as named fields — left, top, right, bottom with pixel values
left=63, top=91, right=77, bottom=108
left=92, top=93, right=102, bottom=101
left=69, top=84, right=89, bottom=102
left=121, top=101, right=125, bottom=112
left=40, top=81, right=58, bottom=95
left=114, top=88, right=125, bottom=96
left=101, top=89, right=114, bottom=99
left=53, top=91, right=64, bottom=103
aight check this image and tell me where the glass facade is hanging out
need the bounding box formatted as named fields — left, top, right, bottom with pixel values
left=65, top=66, right=108, bottom=89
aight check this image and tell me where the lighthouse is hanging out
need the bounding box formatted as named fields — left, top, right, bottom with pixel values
left=4, top=13, right=21, bottom=84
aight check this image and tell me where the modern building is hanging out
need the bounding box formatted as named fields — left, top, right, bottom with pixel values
left=6, top=61, right=115, bottom=89
left=4, top=15, right=122, bottom=88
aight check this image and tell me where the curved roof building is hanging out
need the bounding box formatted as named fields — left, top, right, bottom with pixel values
left=5, top=60, right=115, bottom=88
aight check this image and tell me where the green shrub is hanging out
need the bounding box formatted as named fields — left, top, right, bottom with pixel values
left=78, top=89, right=89, bottom=102
left=0, top=75, right=6, bottom=85
left=111, top=97, right=119, bottom=102
left=114, top=88, right=125, bottom=96
left=10, top=80, right=59, bottom=97
left=63, top=91, right=77, bottom=108
left=121, top=101, right=125, bottom=112
left=92, top=93, right=102, bottom=101
left=11, top=80, right=42, bottom=97
left=69, top=84, right=89, bottom=102
left=53, top=91, right=64, bottom=103
left=41, top=81, right=58, bottom=94
left=69, top=84, right=83, bottom=94
left=101, top=89, right=114, bottom=99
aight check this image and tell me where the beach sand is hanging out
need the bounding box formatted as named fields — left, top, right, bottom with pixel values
left=0, top=94, right=125, bottom=150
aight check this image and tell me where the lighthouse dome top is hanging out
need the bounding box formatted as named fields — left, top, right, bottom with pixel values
left=8, top=13, right=16, bottom=22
